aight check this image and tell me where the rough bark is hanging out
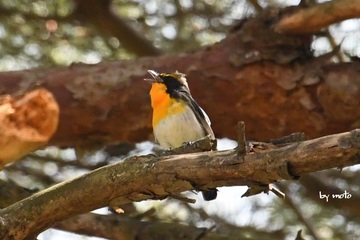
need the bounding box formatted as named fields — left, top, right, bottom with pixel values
left=0, top=8, right=358, bottom=148
left=0, top=129, right=359, bottom=239
left=0, top=89, right=59, bottom=169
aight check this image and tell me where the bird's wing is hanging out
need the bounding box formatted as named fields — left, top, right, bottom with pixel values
left=175, top=89, right=215, bottom=140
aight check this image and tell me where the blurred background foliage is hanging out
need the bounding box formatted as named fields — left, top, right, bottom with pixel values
left=0, top=0, right=360, bottom=239
left=0, top=0, right=358, bottom=70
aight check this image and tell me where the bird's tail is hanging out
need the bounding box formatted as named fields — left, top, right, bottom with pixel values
left=201, top=189, right=217, bottom=201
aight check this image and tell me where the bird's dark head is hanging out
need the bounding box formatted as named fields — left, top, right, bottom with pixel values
left=146, top=70, right=189, bottom=93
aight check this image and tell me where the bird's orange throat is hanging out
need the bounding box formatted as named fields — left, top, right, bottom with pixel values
left=150, top=83, right=186, bottom=127
left=149, top=83, right=168, bottom=108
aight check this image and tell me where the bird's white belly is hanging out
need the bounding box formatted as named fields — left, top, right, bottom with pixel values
left=154, top=106, right=205, bottom=149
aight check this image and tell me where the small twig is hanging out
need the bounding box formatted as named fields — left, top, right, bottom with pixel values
left=169, top=194, right=196, bottom=204
left=236, top=121, right=246, bottom=157
left=242, top=183, right=285, bottom=199
left=268, top=184, right=285, bottom=199
left=324, top=30, right=345, bottom=62
left=112, top=206, right=125, bottom=214
left=270, top=132, right=307, bottom=145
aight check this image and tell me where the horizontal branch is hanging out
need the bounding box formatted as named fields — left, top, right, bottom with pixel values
left=275, top=0, right=360, bottom=34
left=0, top=89, right=59, bottom=169
left=55, top=212, right=282, bottom=239
left=0, top=129, right=359, bottom=239
left=0, top=8, right=359, bottom=148
left=55, top=213, right=231, bottom=240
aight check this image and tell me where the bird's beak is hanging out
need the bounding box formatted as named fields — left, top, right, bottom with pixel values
left=144, top=70, right=162, bottom=83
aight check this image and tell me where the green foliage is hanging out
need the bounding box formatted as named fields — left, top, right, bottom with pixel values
left=0, top=0, right=254, bottom=70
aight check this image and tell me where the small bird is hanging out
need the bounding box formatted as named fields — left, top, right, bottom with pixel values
left=145, top=69, right=217, bottom=201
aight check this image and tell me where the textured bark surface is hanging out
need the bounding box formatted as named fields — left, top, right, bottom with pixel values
left=0, top=89, right=59, bottom=168
left=0, top=9, right=358, bottom=148
left=0, top=129, right=359, bottom=239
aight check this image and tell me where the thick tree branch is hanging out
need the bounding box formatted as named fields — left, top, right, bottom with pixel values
left=0, top=9, right=359, bottom=148
left=0, top=89, right=59, bottom=169
left=275, top=0, right=360, bottom=34
left=0, top=129, right=359, bottom=239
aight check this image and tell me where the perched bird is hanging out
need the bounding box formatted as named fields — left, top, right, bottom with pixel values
left=145, top=70, right=217, bottom=201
